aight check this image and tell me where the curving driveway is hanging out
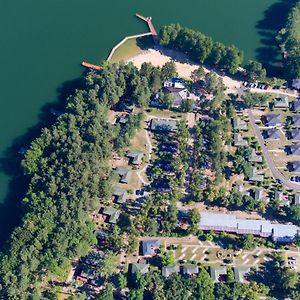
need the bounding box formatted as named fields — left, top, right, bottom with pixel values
left=248, top=109, right=300, bottom=193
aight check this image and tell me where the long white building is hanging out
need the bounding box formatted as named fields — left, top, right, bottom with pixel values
left=199, top=213, right=298, bottom=243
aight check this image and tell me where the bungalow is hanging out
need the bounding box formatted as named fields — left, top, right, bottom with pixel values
left=126, top=150, right=144, bottom=166
left=289, top=161, right=300, bottom=172
left=288, top=144, right=300, bottom=155
left=233, top=117, right=247, bottom=131
left=100, top=207, right=120, bottom=224
left=115, top=167, right=132, bottom=184
left=263, top=114, right=281, bottom=127
left=248, top=167, right=264, bottom=182
left=116, top=114, right=129, bottom=125
left=290, top=129, right=300, bottom=140
left=141, top=240, right=160, bottom=256
left=292, top=100, right=300, bottom=112
left=119, top=102, right=135, bottom=113
left=292, top=115, right=300, bottom=126
left=163, top=78, right=188, bottom=107
left=274, top=190, right=284, bottom=202
left=150, top=118, right=177, bottom=132
left=272, top=224, right=298, bottom=243
left=210, top=266, right=227, bottom=283
left=182, top=265, right=199, bottom=276
left=162, top=265, right=180, bottom=278
left=153, top=178, right=171, bottom=193
left=274, top=96, right=289, bottom=108
left=294, top=194, right=300, bottom=205
left=292, top=79, right=300, bottom=91
left=234, top=267, right=250, bottom=283
left=248, top=149, right=263, bottom=163
left=112, top=187, right=128, bottom=204
left=236, top=182, right=244, bottom=193
left=264, top=128, right=280, bottom=140
left=234, top=133, right=248, bottom=147
left=254, top=187, right=264, bottom=201
left=131, top=263, right=149, bottom=274
left=159, top=142, right=178, bottom=154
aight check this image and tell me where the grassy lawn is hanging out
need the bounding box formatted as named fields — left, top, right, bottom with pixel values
left=147, top=108, right=187, bottom=120
left=110, top=36, right=153, bottom=63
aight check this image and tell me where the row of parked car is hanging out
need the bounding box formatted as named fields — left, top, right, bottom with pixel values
left=242, top=81, right=285, bottom=90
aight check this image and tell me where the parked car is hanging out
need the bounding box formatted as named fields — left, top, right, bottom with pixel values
left=264, top=85, right=270, bottom=90
left=290, top=176, right=300, bottom=182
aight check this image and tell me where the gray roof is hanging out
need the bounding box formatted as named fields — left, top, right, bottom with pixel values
left=248, top=149, right=263, bottom=162
left=142, top=240, right=160, bottom=256
left=126, top=150, right=144, bottom=165
left=290, top=161, right=300, bottom=172
left=113, top=187, right=128, bottom=204
left=289, top=144, right=300, bottom=155
left=131, top=263, right=149, bottom=274
left=234, top=133, right=248, bottom=147
left=234, top=267, right=250, bottom=283
left=292, top=115, right=300, bottom=126
left=249, top=167, right=264, bottom=182
left=210, top=266, right=227, bottom=282
left=150, top=118, right=177, bottom=132
left=182, top=265, right=199, bottom=275
left=164, top=78, right=186, bottom=89
left=274, top=97, right=289, bottom=108
left=102, top=207, right=120, bottom=224
left=233, top=117, right=247, bottom=130
left=264, top=114, right=281, bottom=127
left=162, top=265, right=180, bottom=278
left=292, top=100, right=300, bottom=111
left=115, top=167, right=132, bottom=184
left=117, top=115, right=129, bottom=125
left=265, top=128, right=280, bottom=140
left=294, top=194, right=300, bottom=205
left=199, top=212, right=298, bottom=242
left=164, top=87, right=188, bottom=107
left=254, top=188, right=264, bottom=201
left=292, top=79, right=300, bottom=90
left=274, top=190, right=283, bottom=201
left=290, top=129, right=300, bottom=140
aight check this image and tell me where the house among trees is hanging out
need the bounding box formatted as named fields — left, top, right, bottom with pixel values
left=112, top=187, right=128, bottom=204
left=294, top=194, right=300, bottom=205
left=292, top=79, right=300, bottom=91
left=131, top=263, right=149, bottom=274
left=182, top=265, right=199, bottom=276
left=126, top=150, right=144, bottom=166
left=233, top=117, right=247, bottom=130
left=248, top=149, right=263, bottom=163
left=100, top=207, right=120, bottom=224
left=262, top=114, right=281, bottom=127
left=210, top=266, right=227, bottom=283
left=292, top=100, right=300, bottom=112
left=115, top=167, right=132, bottom=184
left=116, top=114, right=129, bottom=125
left=290, top=129, right=300, bottom=140
left=288, top=144, right=300, bottom=155
left=248, top=167, right=264, bottom=182
left=163, top=78, right=188, bottom=107
left=288, top=161, right=300, bottom=172
left=141, top=240, right=160, bottom=256
left=234, top=267, right=250, bottom=283
left=159, top=142, right=178, bottom=154
left=153, top=178, right=171, bottom=193
left=162, top=265, right=180, bottom=278
left=150, top=118, right=177, bottom=132
left=254, top=187, right=264, bottom=201
left=291, top=115, right=300, bottom=126
left=274, top=96, right=289, bottom=108
left=264, top=128, right=280, bottom=140
left=234, top=133, right=248, bottom=147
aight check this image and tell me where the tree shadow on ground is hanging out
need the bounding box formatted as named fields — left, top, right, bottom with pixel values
left=136, top=35, right=155, bottom=50
left=255, top=0, right=297, bottom=77
left=0, top=75, right=85, bottom=248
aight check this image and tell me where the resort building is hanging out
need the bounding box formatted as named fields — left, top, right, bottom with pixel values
left=131, top=263, right=149, bottom=274
left=294, top=194, right=300, bottom=205
left=210, top=266, right=227, bottom=283
left=289, top=161, right=300, bottom=172
left=163, top=78, right=188, bottom=107
left=198, top=212, right=298, bottom=242
left=115, top=167, right=132, bottom=184
left=182, top=265, right=199, bottom=276
left=150, top=118, right=177, bottom=132
left=100, top=207, right=120, bottom=224
left=126, top=150, right=144, bottom=166
left=234, top=133, right=248, bottom=147
left=141, top=240, right=160, bottom=256
left=264, top=128, right=280, bottom=140
left=112, top=187, right=128, bottom=204
left=234, top=267, right=250, bottom=283
left=290, top=129, right=300, bottom=140
left=292, top=79, right=300, bottom=91
left=116, top=114, right=129, bottom=125
left=292, top=100, right=300, bottom=111
left=292, top=115, right=300, bottom=126
left=263, top=114, right=281, bottom=127
left=273, top=97, right=289, bottom=109
left=248, top=167, right=264, bottom=182
left=288, top=144, right=300, bottom=155
left=233, top=117, right=247, bottom=130
left=162, top=265, right=180, bottom=278
left=248, top=149, right=263, bottom=163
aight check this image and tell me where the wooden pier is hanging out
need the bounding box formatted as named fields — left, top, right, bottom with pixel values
left=136, top=13, right=158, bottom=41
left=81, top=61, right=102, bottom=71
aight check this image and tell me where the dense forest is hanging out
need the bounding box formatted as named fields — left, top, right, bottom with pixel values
left=277, top=0, right=300, bottom=79
left=0, top=62, right=176, bottom=299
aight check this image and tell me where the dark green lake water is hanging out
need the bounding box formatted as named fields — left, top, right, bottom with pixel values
left=0, top=0, right=288, bottom=242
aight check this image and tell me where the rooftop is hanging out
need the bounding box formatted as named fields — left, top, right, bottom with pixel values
left=263, top=114, right=281, bottom=127
left=101, top=207, right=120, bottom=224
left=150, top=118, right=177, bottom=132
left=233, top=117, right=247, bottom=130
left=131, top=263, right=149, bottom=274
left=115, top=167, right=132, bottom=184
left=264, top=128, right=280, bottom=140
left=112, top=187, right=128, bottom=204
left=274, top=96, right=289, bottom=108
left=162, top=265, right=180, bottom=277
left=126, top=150, right=144, bottom=165
left=234, top=133, right=248, bottom=147
left=210, top=266, right=227, bottom=282
left=141, top=240, right=160, bottom=256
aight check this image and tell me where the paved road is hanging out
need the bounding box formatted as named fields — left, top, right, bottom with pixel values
left=248, top=109, right=300, bottom=192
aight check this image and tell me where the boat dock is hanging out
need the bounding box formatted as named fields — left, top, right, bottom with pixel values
left=136, top=13, right=158, bottom=41
left=81, top=61, right=102, bottom=71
